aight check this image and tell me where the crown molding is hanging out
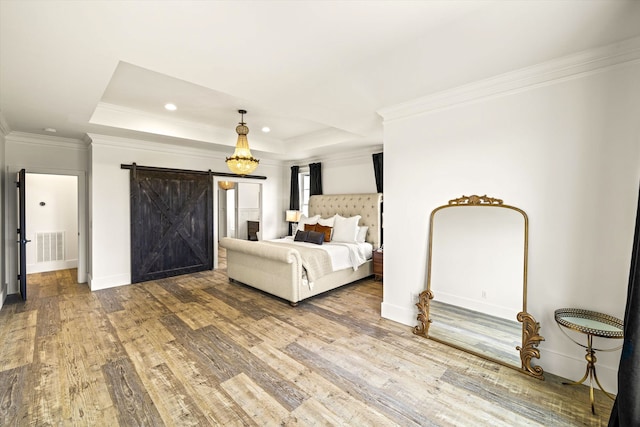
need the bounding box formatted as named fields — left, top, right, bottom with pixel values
left=88, top=133, right=226, bottom=160
left=87, top=133, right=283, bottom=167
left=6, top=131, right=87, bottom=150
left=378, top=36, right=640, bottom=122
left=321, top=145, right=383, bottom=166
left=290, top=144, right=383, bottom=167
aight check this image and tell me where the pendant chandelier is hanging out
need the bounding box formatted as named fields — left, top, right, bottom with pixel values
left=226, top=109, right=259, bottom=175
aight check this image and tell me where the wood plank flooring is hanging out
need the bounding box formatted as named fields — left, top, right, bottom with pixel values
left=0, top=267, right=614, bottom=426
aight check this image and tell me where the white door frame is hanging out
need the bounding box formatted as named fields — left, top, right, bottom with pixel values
left=5, top=166, right=87, bottom=290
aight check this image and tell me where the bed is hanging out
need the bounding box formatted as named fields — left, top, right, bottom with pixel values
left=220, top=193, right=382, bottom=305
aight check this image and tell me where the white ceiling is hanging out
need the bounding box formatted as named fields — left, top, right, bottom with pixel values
left=1, top=1, right=639, bottom=160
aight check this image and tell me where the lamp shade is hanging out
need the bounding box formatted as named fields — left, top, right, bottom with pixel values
left=286, top=210, right=301, bottom=222
left=218, top=181, right=235, bottom=190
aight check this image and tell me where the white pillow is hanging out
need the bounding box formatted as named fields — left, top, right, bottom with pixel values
left=297, top=214, right=320, bottom=232
left=317, top=214, right=336, bottom=227
left=316, top=215, right=336, bottom=240
left=356, top=226, right=368, bottom=243
left=332, top=215, right=361, bottom=243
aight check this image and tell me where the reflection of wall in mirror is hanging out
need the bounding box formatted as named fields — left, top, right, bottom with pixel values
left=217, top=188, right=234, bottom=238
left=237, top=183, right=261, bottom=240
left=430, top=206, right=524, bottom=321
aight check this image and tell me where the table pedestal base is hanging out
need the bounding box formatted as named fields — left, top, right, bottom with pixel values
left=562, top=336, right=614, bottom=415
left=554, top=308, right=623, bottom=416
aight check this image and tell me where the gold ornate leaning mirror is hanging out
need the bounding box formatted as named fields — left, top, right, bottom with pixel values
left=414, top=195, right=544, bottom=379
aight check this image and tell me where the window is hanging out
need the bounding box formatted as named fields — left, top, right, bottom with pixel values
left=300, top=173, right=310, bottom=216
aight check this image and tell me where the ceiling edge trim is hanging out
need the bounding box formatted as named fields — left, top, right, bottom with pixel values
left=6, top=132, right=87, bottom=150
left=378, top=36, right=640, bottom=122
left=290, top=144, right=384, bottom=166
left=88, top=133, right=226, bottom=160
left=87, top=133, right=283, bottom=167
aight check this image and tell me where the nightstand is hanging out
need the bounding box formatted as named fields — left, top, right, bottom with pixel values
left=247, top=221, right=259, bottom=241
left=373, top=250, right=383, bottom=281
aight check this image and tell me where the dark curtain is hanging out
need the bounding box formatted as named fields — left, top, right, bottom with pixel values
left=310, top=162, right=323, bottom=196
left=289, top=166, right=300, bottom=235
left=609, top=183, right=640, bottom=426
left=373, top=152, right=384, bottom=246
left=372, top=152, right=383, bottom=193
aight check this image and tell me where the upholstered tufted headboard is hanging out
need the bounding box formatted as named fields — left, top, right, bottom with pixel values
left=308, top=193, right=383, bottom=249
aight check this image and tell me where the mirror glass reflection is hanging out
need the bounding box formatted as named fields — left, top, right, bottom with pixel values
left=217, top=181, right=261, bottom=241
left=428, top=205, right=525, bottom=367
left=218, top=181, right=237, bottom=238
left=217, top=181, right=262, bottom=267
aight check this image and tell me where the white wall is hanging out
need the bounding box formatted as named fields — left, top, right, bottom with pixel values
left=321, top=150, right=381, bottom=195
left=88, top=134, right=285, bottom=290
left=25, top=174, right=78, bottom=273
left=380, top=44, right=640, bottom=391
left=285, top=148, right=383, bottom=216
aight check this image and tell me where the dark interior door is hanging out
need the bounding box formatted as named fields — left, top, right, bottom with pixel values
left=16, top=168, right=28, bottom=300
left=130, top=167, right=213, bottom=283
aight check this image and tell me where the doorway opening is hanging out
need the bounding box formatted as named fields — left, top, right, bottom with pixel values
left=25, top=173, right=79, bottom=275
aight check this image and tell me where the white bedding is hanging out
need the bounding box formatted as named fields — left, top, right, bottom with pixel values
left=270, top=237, right=373, bottom=271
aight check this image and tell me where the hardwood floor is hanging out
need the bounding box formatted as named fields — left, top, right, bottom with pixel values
left=0, top=268, right=614, bottom=426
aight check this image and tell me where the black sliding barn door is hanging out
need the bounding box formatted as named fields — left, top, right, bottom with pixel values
left=130, top=167, right=213, bottom=283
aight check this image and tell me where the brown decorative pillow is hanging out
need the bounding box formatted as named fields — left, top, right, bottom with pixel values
left=314, top=224, right=333, bottom=242
left=305, top=231, right=325, bottom=245
left=304, top=223, right=317, bottom=232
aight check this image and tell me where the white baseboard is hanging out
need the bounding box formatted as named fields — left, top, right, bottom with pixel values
left=88, top=273, right=131, bottom=291
left=27, top=259, right=78, bottom=274
left=541, top=348, right=619, bottom=395
left=381, top=301, right=416, bottom=327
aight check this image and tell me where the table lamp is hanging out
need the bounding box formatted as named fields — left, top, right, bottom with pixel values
left=286, top=210, right=301, bottom=235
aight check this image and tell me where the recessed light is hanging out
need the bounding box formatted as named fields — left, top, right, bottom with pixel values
left=43, top=127, right=57, bottom=133
left=164, top=103, right=177, bottom=111
left=261, top=126, right=270, bottom=133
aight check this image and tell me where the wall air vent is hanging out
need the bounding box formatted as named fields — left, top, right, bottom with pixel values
left=36, top=231, right=65, bottom=263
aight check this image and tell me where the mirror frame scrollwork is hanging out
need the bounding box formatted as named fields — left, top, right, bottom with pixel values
left=413, top=194, right=545, bottom=380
